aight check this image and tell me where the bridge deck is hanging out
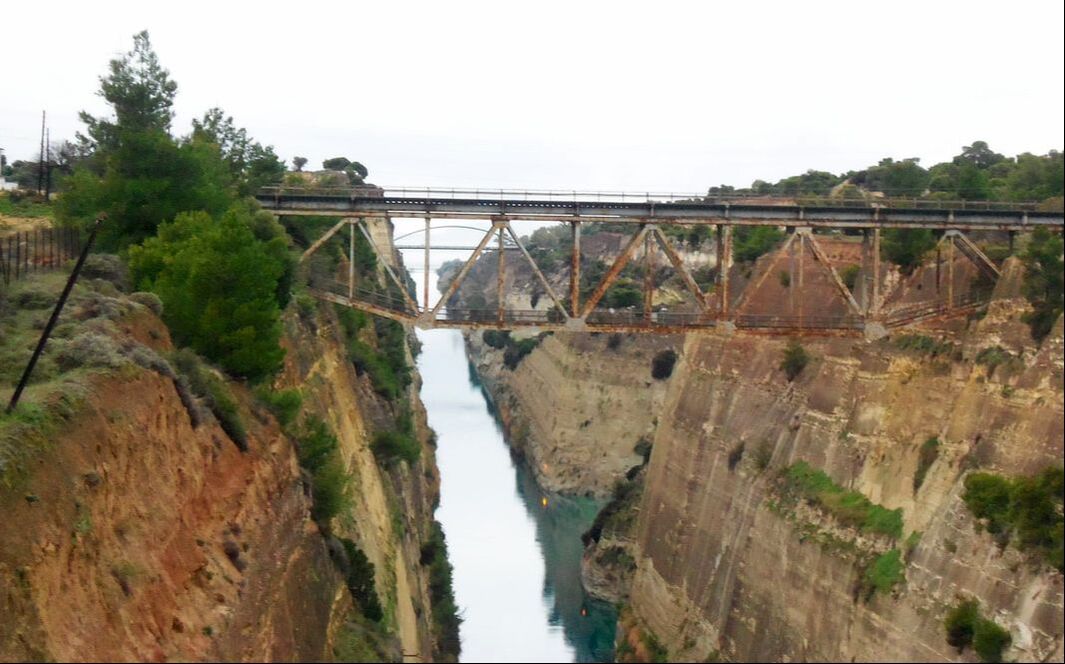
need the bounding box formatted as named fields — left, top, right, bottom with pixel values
left=257, top=188, right=1064, bottom=231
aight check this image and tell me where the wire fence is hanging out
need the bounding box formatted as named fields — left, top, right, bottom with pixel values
left=0, top=227, right=83, bottom=286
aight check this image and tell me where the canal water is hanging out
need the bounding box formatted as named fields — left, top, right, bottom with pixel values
left=408, top=255, right=616, bottom=663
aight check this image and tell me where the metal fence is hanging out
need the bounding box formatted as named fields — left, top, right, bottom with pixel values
left=1, top=227, right=83, bottom=286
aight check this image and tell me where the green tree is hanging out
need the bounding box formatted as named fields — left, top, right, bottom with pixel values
left=293, top=156, right=308, bottom=172
left=76, top=30, right=177, bottom=156
left=882, top=228, right=936, bottom=274
left=192, top=107, right=285, bottom=195
left=128, top=203, right=292, bottom=380
left=954, top=141, right=1006, bottom=170
left=1021, top=227, right=1064, bottom=340
left=58, top=131, right=233, bottom=248
left=57, top=31, right=236, bottom=248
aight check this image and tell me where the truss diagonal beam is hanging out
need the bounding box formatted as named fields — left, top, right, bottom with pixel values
left=299, top=217, right=349, bottom=263
left=580, top=225, right=649, bottom=318
left=651, top=228, right=710, bottom=312
left=356, top=219, right=420, bottom=313
left=732, top=232, right=797, bottom=315
left=802, top=231, right=863, bottom=316
left=504, top=222, right=569, bottom=319
left=430, top=222, right=500, bottom=317
left=950, top=231, right=1002, bottom=281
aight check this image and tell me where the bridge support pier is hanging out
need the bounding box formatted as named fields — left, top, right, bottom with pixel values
left=717, top=224, right=732, bottom=320
left=570, top=221, right=581, bottom=317
left=423, top=216, right=431, bottom=307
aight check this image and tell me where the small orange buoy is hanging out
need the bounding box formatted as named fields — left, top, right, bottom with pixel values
left=580, top=608, right=588, bottom=617
left=541, top=497, right=548, bottom=508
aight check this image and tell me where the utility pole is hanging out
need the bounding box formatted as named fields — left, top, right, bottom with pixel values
left=44, top=128, right=52, bottom=199
left=37, top=111, right=46, bottom=195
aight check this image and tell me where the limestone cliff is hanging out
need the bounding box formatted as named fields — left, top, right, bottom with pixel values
left=0, top=246, right=447, bottom=661
left=460, top=232, right=1063, bottom=661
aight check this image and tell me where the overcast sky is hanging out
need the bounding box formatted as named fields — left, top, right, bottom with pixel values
left=2, top=0, right=1062, bottom=193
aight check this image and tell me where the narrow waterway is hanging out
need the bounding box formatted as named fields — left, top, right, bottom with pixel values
left=409, top=257, right=616, bottom=663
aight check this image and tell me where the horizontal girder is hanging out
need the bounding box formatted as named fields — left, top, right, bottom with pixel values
left=256, top=190, right=1063, bottom=231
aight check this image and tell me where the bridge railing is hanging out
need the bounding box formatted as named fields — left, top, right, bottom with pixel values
left=883, top=290, right=992, bottom=327
left=257, top=185, right=1052, bottom=212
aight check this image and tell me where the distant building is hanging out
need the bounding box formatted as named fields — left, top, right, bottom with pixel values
left=0, top=176, right=17, bottom=192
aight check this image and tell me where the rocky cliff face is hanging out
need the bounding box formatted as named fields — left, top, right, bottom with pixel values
left=0, top=245, right=444, bottom=661
left=619, top=303, right=1063, bottom=662
left=461, top=237, right=1063, bottom=661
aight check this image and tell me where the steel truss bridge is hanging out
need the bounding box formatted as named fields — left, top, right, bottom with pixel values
left=256, top=187, right=1064, bottom=336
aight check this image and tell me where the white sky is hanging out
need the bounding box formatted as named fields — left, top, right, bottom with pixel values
left=2, top=0, right=1062, bottom=192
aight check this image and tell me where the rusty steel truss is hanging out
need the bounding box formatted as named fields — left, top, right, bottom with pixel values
left=268, top=190, right=1065, bottom=336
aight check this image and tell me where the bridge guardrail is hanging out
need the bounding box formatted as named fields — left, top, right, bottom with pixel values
left=258, top=185, right=1056, bottom=213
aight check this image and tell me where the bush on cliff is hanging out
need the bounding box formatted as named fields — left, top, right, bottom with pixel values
left=780, top=340, right=810, bottom=381
left=171, top=348, right=247, bottom=451
left=780, top=461, right=903, bottom=539
left=294, top=415, right=349, bottom=524
left=129, top=203, right=294, bottom=382
left=944, top=599, right=1012, bottom=662
left=1020, top=226, right=1064, bottom=341
left=420, top=521, right=461, bottom=660
left=371, top=430, right=420, bottom=465
left=650, top=349, right=677, bottom=380
left=963, top=467, right=1064, bottom=572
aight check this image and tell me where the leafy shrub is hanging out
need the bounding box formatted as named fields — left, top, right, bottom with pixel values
left=607, top=333, right=624, bottom=351
left=840, top=264, right=861, bottom=291
left=651, top=349, right=677, bottom=380
left=1020, top=227, right=1064, bottom=341
left=171, top=348, right=247, bottom=450
left=338, top=538, right=383, bottom=621
left=974, top=346, right=1012, bottom=375
left=371, top=430, right=420, bottom=465
left=780, top=340, right=809, bottom=381
left=255, top=387, right=302, bottom=427
left=482, top=329, right=510, bottom=349
left=963, top=468, right=1064, bottom=571
left=503, top=337, right=540, bottom=370
left=734, top=226, right=785, bottom=263
left=892, top=334, right=957, bottom=358
left=882, top=228, right=936, bottom=274
left=973, top=618, right=1012, bottom=663
left=778, top=270, right=791, bottom=288
left=80, top=254, right=129, bottom=291
left=53, top=331, right=129, bottom=371
left=420, top=522, right=461, bottom=660
left=945, top=600, right=980, bottom=650
left=781, top=461, right=904, bottom=538
left=294, top=415, right=349, bottom=524
left=13, top=284, right=56, bottom=310
left=914, top=437, right=940, bottom=493
left=860, top=549, right=904, bottom=599
left=944, top=599, right=1012, bottom=662
left=128, top=204, right=293, bottom=382
left=128, top=291, right=163, bottom=315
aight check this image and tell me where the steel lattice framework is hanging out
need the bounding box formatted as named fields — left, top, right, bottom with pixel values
left=257, top=187, right=1064, bottom=336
